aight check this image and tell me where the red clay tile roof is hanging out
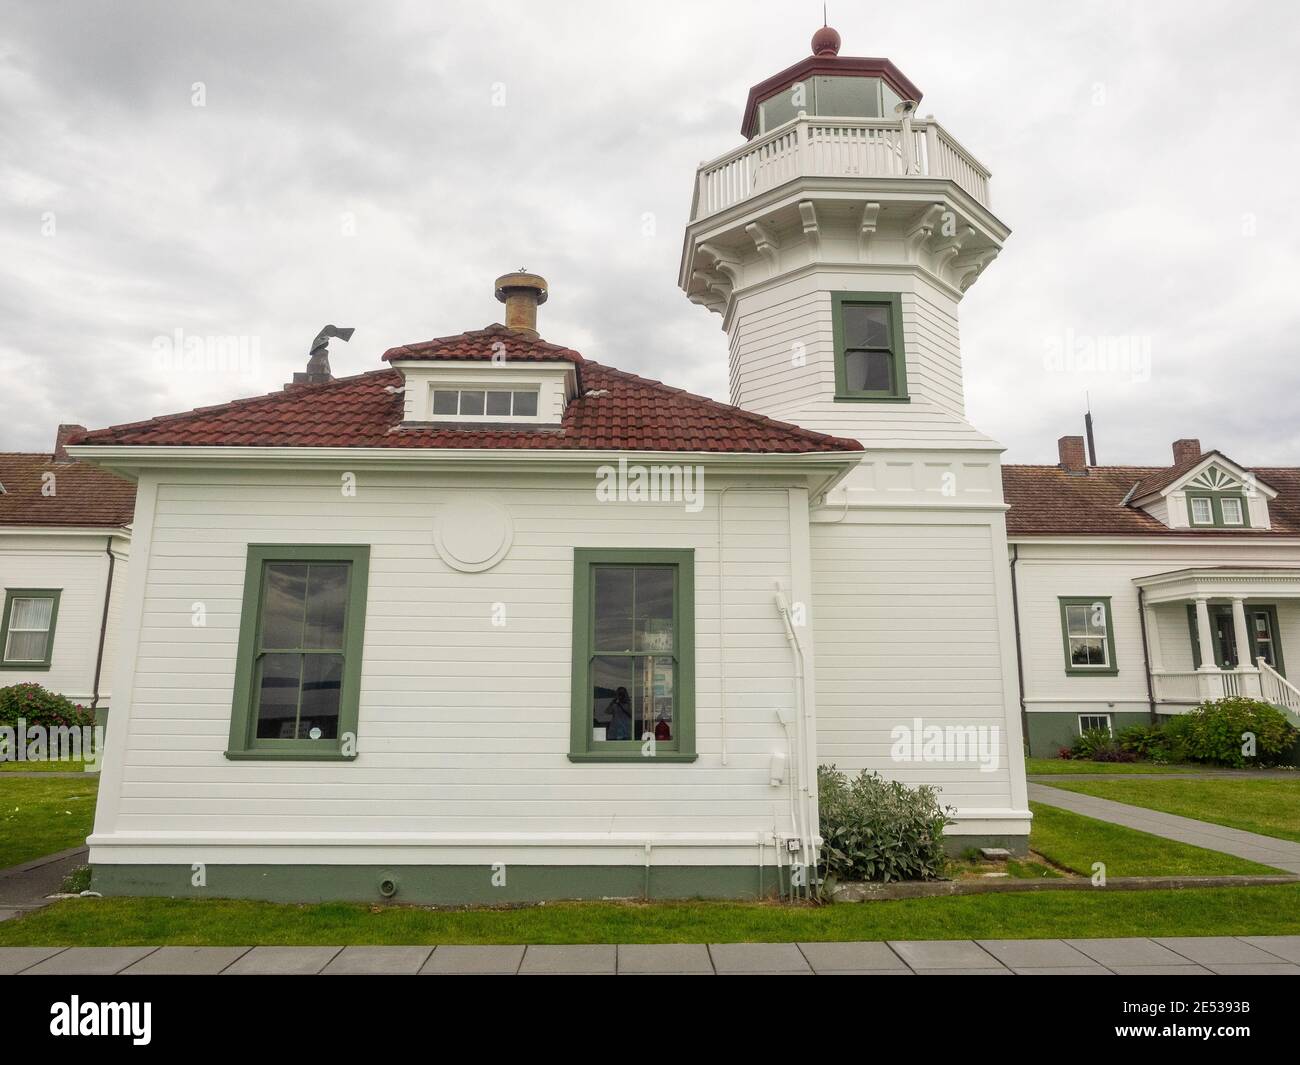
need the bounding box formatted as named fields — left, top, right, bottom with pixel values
left=1004, top=465, right=1300, bottom=537
left=75, top=328, right=862, bottom=455
left=382, top=324, right=584, bottom=366
left=0, top=452, right=136, bottom=528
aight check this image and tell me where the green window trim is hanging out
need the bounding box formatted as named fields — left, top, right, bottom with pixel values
left=570, top=548, right=696, bottom=764
left=1058, top=596, right=1118, bottom=676
left=1185, top=491, right=1251, bottom=528
left=0, top=588, right=62, bottom=671
left=226, top=545, right=370, bottom=762
left=831, top=291, right=910, bottom=402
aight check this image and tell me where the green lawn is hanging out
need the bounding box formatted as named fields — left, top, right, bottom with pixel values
left=1027, top=802, right=1280, bottom=877
left=2, top=886, right=1298, bottom=946
left=0, top=760, right=90, bottom=773
left=1048, top=778, right=1300, bottom=844
left=0, top=776, right=98, bottom=869
left=1026, top=757, right=1195, bottom=776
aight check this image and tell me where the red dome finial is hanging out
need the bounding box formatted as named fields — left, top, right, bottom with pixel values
left=811, top=23, right=841, bottom=57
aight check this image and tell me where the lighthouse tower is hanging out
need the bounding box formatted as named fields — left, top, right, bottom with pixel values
left=682, top=26, right=1030, bottom=849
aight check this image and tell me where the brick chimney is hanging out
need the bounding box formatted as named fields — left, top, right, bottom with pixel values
left=1172, top=438, right=1202, bottom=466
left=1058, top=435, right=1087, bottom=474
left=53, top=423, right=86, bottom=462
left=495, top=271, right=548, bottom=338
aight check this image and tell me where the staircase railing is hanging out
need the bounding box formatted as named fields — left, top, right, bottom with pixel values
left=1259, top=658, right=1300, bottom=713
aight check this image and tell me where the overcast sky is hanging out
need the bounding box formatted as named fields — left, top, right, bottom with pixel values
left=2, top=1, right=1297, bottom=465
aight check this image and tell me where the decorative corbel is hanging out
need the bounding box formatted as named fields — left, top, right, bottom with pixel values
left=691, top=267, right=732, bottom=303
left=950, top=248, right=998, bottom=291
left=745, top=221, right=781, bottom=274
left=698, top=242, right=742, bottom=287
left=857, top=202, right=881, bottom=261
left=797, top=200, right=821, bottom=258
left=904, top=204, right=946, bottom=263
left=931, top=225, right=976, bottom=274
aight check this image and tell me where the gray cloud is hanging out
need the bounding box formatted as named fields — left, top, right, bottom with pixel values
left=2, top=0, right=1298, bottom=465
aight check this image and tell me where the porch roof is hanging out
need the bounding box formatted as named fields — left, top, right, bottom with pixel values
left=1133, top=566, right=1300, bottom=604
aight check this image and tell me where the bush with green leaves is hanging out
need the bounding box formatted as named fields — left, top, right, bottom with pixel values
left=0, top=683, right=92, bottom=729
left=1068, top=728, right=1135, bottom=762
left=1166, top=697, right=1298, bottom=767
left=1117, top=723, right=1172, bottom=762
left=817, top=765, right=954, bottom=888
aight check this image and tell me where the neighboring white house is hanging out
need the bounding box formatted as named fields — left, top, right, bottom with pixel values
left=1005, top=435, right=1300, bottom=757
left=71, top=26, right=1032, bottom=904
left=0, top=426, right=134, bottom=717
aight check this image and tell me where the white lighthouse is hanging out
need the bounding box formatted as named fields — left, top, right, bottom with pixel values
left=682, top=25, right=1030, bottom=849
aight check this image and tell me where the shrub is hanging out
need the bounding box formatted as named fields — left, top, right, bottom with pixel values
left=1117, top=723, right=1172, bottom=762
left=1068, top=728, right=1119, bottom=760
left=1169, top=698, right=1298, bottom=768
left=0, top=683, right=92, bottom=729
left=817, top=765, right=954, bottom=888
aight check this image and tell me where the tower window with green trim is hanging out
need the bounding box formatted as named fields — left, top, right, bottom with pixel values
left=832, top=292, right=908, bottom=400
left=226, top=545, right=370, bottom=761
left=0, top=589, right=61, bottom=670
left=570, top=549, right=696, bottom=763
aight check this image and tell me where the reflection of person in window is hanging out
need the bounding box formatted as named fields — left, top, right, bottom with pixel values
left=600, top=686, right=633, bottom=740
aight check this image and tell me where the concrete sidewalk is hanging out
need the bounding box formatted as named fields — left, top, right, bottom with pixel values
left=3, top=936, right=1299, bottom=975
left=0, top=847, right=88, bottom=923
left=1028, top=783, right=1300, bottom=875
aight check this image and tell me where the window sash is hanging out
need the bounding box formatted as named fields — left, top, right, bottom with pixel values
left=431, top=388, right=540, bottom=418
left=570, top=549, right=696, bottom=763
left=1078, top=714, right=1112, bottom=735
left=1190, top=496, right=1213, bottom=524
left=1220, top=497, right=1244, bottom=525
left=227, top=547, right=369, bottom=760
left=1059, top=597, right=1116, bottom=674
left=1, top=589, right=61, bottom=669
left=833, top=292, right=907, bottom=400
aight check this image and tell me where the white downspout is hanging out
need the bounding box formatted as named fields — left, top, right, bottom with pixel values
left=775, top=586, right=816, bottom=898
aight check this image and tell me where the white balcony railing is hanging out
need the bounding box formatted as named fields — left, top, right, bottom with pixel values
left=1260, top=659, right=1300, bottom=713
left=691, top=114, right=992, bottom=221
left=1154, top=666, right=1270, bottom=705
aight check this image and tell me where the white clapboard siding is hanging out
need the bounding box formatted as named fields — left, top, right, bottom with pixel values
left=99, top=470, right=814, bottom=852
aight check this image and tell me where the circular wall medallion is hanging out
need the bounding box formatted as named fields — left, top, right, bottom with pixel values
left=434, top=497, right=513, bottom=573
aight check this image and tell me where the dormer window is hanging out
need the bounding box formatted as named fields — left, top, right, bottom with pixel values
left=1186, top=491, right=1250, bottom=528
left=432, top=389, right=540, bottom=419
left=1190, top=496, right=1213, bottom=525
left=1221, top=497, right=1245, bottom=525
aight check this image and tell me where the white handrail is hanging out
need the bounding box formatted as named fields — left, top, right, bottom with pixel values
left=1259, top=658, right=1300, bottom=712
left=691, top=114, right=991, bottom=220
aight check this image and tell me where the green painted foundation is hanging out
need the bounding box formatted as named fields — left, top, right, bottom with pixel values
left=943, top=834, right=1029, bottom=858
left=1024, top=711, right=1164, bottom=759
left=91, top=863, right=793, bottom=905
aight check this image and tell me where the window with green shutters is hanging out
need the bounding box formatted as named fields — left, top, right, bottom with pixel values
left=832, top=291, right=909, bottom=401
left=226, top=546, right=370, bottom=761
left=1059, top=596, right=1118, bottom=675
left=0, top=589, right=61, bottom=670
left=570, top=549, right=696, bottom=763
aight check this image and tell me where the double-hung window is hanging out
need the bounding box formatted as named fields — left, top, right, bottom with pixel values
left=0, top=589, right=61, bottom=670
left=570, top=549, right=696, bottom=762
left=1059, top=596, right=1118, bottom=675
left=226, top=546, right=370, bottom=760
left=832, top=292, right=908, bottom=401
left=1187, top=493, right=1249, bottom=527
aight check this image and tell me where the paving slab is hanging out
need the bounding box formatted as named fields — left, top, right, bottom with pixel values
left=0, top=910, right=22, bottom=922
left=617, top=943, right=713, bottom=974
left=1154, top=936, right=1289, bottom=966
left=976, top=938, right=1099, bottom=969
left=319, top=946, right=433, bottom=975
left=122, top=947, right=252, bottom=975
left=1204, top=963, right=1300, bottom=975
left=0, top=946, right=66, bottom=974
left=1107, top=965, right=1214, bottom=975
left=1239, top=935, right=1300, bottom=963
left=420, top=945, right=524, bottom=975
left=223, top=946, right=342, bottom=975
left=887, top=940, right=1004, bottom=970
left=518, top=944, right=616, bottom=975
left=1011, top=966, right=1113, bottom=975
left=797, top=941, right=908, bottom=972
left=819, top=969, right=914, bottom=975
left=709, top=942, right=812, bottom=974
left=915, top=968, right=1014, bottom=975
left=23, top=947, right=157, bottom=975
left=1065, top=937, right=1198, bottom=967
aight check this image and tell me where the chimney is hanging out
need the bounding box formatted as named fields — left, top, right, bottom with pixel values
left=1058, top=435, right=1087, bottom=474
left=495, top=271, right=548, bottom=338
left=291, top=324, right=354, bottom=387
left=1172, top=438, right=1202, bottom=466
left=54, top=423, right=86, bottom=462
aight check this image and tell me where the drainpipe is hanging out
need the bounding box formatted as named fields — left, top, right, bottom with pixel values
left=90, top=535, right=118, bottom=712
left=774, top=586, right=816, bottom=899
left=1137, top=587, right=1158, bottom=723
left=1008, top=545, right=1029, bottom=752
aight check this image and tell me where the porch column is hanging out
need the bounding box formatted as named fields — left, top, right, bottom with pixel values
left=1194, top=596, right=1221, bottom=700
left=1230, top=595, right=1261, bottom=697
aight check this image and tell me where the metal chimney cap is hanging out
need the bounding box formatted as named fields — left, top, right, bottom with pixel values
left=494, top=271, right=548, bottom=305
